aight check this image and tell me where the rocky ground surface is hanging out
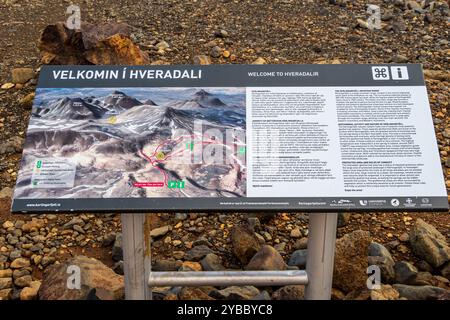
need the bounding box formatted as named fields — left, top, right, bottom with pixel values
left=0, top=0, right=449, bottom=300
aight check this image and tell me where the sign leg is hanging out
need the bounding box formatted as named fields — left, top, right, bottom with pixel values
left=304, top=212, right=338, bottom=300
left=121, top=214, right=152, bottom=300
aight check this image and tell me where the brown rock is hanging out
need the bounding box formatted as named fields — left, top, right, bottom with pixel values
left=39, top=255, right=124, bottom=300
left=14, top=275, right=33, bottom=288
left=0, top=269, right=13, bottom=278
left=370, top=284, right=400, bottom=300
left=344, top=288, right=371, bottom=300
left=20, top=281, right=41, bottom=300
left=10, top=258, right=31, bottom=269
left=193, top=55, right=211, bottom=65
left=272, top=285, right=305, bottom=300
left=245, top=245, right=286, bottom=271
left=0, top=278, right=13, bottom=290
left=12, top=68, right=35, bottom=84
left=333, top=230, right=371, bottom=293
left=180, top=261, right=202, bottom=271
left=252, top=57, right=266, bottom=64
left=38, top=22, right=148, bottom=65
left=85, top=34, right=150, bottom=65
left=331, top=288, right=346, bottom=300
left=20, top=92, right=35, bottom=109
left=231, top=226, right=261, bottom=265
left=424, top=70, right=450, bottom=82
left=21, top=219, right=45, bottom=232
left=178, top=287, right=214, bottom=300
left=0, top=288, right=12, bottom=300
left=409, top=219, right=450, bottom=268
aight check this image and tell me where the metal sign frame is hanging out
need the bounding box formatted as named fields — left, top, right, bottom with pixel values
left=121, top=212, right=338, bottom=300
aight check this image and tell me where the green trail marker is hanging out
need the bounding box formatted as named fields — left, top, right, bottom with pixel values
left=239, top=146, right=246, bottom=154
left=168, top=180, right=185, bottom=189
left=186, top=142, right=194, bottom=151
left=36, top=160, right=42, bottom=168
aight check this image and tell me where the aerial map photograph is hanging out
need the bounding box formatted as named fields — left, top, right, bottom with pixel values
left=0, top=0, right=449, bottom=313
left=14, top=87, right=247, bottom=199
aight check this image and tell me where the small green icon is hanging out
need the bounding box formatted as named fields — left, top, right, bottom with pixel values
left=239, top=146, right=246, bottom=154
left=168, top=180, right=185, bottom=189
left=32, top=180, right=38, bottom=186
left=186, top=142, right=194, bottom=151
left=168, top=181, right=177, bottom=188
left=36, top=160, right=42, bottom=169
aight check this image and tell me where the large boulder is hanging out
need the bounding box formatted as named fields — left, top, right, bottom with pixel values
left=333, top=230, right=371, bottom=293
left=245, top=245, right=286, bottom=271
left=39, top=255, right=124, bottom=300
left=231, top=226, right=261, bottom=265
left=39, top=22, right=149, bottom=65
left=409, top=219, right=450, bottom=268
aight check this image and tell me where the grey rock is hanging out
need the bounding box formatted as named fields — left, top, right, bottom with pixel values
left=247, top=217, right=261, bottom=232
left=174, top=213, right=187, bottom=221
left=393, top=284, right=448, bottom=300
left=113, top=261, right=124, bottom=275
left=214, top=29, right=229, bottom=38
left=193, top=237, right=212, bottom=247
left=288, top=249, right=307, bottom=269
left=101, top=232, right=116, bottom=247
left=200, top=254, right=225, bottom=271
left=210, top=286, right=260, bottom=300
left=252, top=290, right=271, bottom=300
left=392, top=54, right=409, bottom=63
left=394, top=261, right=418, bottom=284
left=9, top=250, right=22, bottom=260
left=246, top=245, right=286, bottom=271
left=150, top=225, right=170, bottom=238
left=368, top=256, right=396, bottom=284
left=63, top=217, right=84, bottom=228
left=369, top=242, right=394, bottom=264
left=210, top=46, right=222, bottom=58
left=112, top=233, right=123, bottom=262
left=152, top=259, right=182, bottom=271
left=185, top=245, right=214, bottom=261
left=440, top=261, right=450, bottom=280
left=409, top=219, right=450, bottom=268
left=416, top=260, right=434, bottom=273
